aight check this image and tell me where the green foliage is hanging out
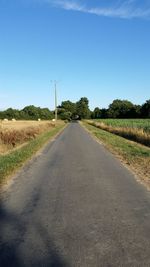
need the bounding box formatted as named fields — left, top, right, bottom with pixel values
left=91, top=107, right=101, bottom=119
left=58, top=100, right=76, bottom=120
left=91, top=99, right=150, bottom=119
left=108, top=99, right=134, bottom=118
left=0, top=108, right=20, bottom=120
left=141, top=99, right=150, bottom=118
left=58, top=97, right=90, bottom=120
left=59, top=111, right=72, bottom=120
left=0, top=99, right=149, bottom=121
left=0, top=106, right=54, bottom=120
left=61, top=101, right=76, bottom=115
left=76, top=97, right=90, bottom=119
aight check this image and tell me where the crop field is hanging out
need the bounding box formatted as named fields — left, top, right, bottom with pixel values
left=87, top=119, right=150, bottom=147
left=94, top=119, right=150, bottom=133
left=0, top=120, right=57, bottom=154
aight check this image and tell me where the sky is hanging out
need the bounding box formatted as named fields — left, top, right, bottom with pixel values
left=0, top=0, right=150, bottom=110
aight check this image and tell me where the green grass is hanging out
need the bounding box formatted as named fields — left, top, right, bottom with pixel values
left=0, top=124, right=65, bottom=185
left=87, top=119, right=150, bottom=147
left=83, top=122, right=150, bottom=162
left=83, top=121, right=150, bottom=187
left=94, top=119, right=150, bottom=133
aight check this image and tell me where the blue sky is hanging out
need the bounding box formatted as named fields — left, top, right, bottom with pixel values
left=0, top=0, right=150, bottom=110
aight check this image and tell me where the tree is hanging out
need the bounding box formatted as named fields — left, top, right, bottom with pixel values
left=22, top=105, right=40, bottom=119
left=108, top=99, right=134, bottom=118
left=39, top=108, right=54, bottom=120
left=76, top=97, right=90, bottom=119
left=57, top=100, right=77, bottom=120
left=100, top=108, right=108, bottom=118
left=141, top=100, right=150, bottom=118
left=61, top=101, right=76, bottom=114
left=21, top=105, right=54, bottom=120
left=91, top=107, right=101, bottom=119
left=128, top=105, right=141, bottom=118
left=59, top=111, right=72, bottom=120
left=1, top=108, right=20, bottom=119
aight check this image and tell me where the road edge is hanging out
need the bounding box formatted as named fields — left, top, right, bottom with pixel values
left=80, top=121, right=150, bottom=191
left=0, top=123, right=68, bottom=190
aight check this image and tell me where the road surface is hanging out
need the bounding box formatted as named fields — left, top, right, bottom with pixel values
left=0, top=122, right=150, bottom=267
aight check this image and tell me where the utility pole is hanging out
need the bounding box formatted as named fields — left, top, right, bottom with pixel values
left=51, top=80, right=58, bottom=122
left=55, top=81, right=57, bottom=121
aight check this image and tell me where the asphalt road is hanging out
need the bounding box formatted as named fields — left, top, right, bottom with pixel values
left=0, top=122, right=150, bottom=267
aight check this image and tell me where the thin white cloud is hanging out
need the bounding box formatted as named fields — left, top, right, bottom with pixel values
left=52, top=0, right=85, bottom=11
left=46, top=0, right=150, bottom=19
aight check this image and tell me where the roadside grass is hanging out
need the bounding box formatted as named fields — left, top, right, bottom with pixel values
left=87, top=120, right=150, bottom=147
left=0, top=123, right=65, bottom=185
left=82, top=121, right=150, bottom=188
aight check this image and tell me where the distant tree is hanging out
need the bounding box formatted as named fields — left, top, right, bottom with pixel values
left=22, top=105, right=39, bottom=119
left=128, top=105, right=141, bottom=118
left=141, top=99, right=150, bottom=118
left=91, top=107, right=101, bottom=119
left=1, top=108, right=20, bottom=119
left=59, top=111, right=72, bottom=120
left=39, top=108, right=54, bottom=120
left=108, top=99, right=134, bottom=118
left=100, top=108, right=108, bottom=118
left=76, top=97, right=90, bottom=119
left=21, top=105, right=53, bottom=120
left=58, top=100, right=77, bottom=120
left=0, top=111, right=3, bottom=119
left=61, top=101, right=76, bottom=115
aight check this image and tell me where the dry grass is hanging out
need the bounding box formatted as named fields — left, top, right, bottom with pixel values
left=0, top=120, right=57, bottom=154
left=0, top=122, right=66, bottom=185
left=87, top=120, right=150, bottom=147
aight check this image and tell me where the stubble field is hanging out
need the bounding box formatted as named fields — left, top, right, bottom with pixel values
left=0, top=120, right=56, bottom=154
left=0, top=120, right=65, bottom=184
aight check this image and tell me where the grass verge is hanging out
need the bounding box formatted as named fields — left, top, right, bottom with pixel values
left=0, top=123, right=66, bottom=186
left=82, top=121, right=150, bottom=189
left=87, top=120, right=150, bottom=147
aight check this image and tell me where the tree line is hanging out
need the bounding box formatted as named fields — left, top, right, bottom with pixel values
left=0, top=98, right=150, bottom=120
left=91, top=99, right=150, bottom=119
left=0, top=106, right=54, bottom=120
left=58, top=98, right=150, bottom=120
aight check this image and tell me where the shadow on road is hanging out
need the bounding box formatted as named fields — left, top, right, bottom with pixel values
left=0, top=203, right=69, bottom=267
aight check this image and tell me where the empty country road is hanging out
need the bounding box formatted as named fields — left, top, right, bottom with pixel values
left=0, top=122, right=150, bottom=267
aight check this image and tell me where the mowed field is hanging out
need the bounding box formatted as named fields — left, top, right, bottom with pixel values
left=87, top=119, right=150, bottom=147
left=0, top=120, right=56, bottom=154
